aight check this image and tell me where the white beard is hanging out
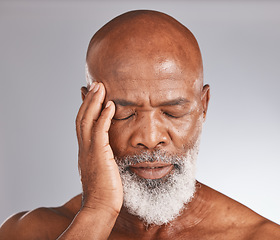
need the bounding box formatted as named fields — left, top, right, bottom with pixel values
left=116, top=140, right=200, bottom=226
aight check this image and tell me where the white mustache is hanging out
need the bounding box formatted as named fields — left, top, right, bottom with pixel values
left=115, top=150, right=183, bottom=167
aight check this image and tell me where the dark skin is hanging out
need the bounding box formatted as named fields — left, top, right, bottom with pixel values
left=1, top=10, right=280, bottom=240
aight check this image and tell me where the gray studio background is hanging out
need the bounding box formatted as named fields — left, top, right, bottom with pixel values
left=0, top=0, right=279, bottom=225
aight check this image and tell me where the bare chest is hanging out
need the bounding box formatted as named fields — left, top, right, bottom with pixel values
left=108, top=227, right=254, bottom=240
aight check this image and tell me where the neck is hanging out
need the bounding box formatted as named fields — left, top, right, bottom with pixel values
left=112, top=181, right=212, bottom=238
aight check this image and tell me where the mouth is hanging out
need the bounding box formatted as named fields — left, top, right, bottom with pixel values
left=129, top=162, right=174, bottom=179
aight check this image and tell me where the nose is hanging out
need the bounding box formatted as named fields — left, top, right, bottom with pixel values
left=130, top=112, right=170, bottom=150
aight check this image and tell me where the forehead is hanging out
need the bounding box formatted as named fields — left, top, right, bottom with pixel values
left=101, top=68, right=201, bottom=105
left=87, top=26, right=202, bottom=102
left=89, top=50, right=202, bottom=104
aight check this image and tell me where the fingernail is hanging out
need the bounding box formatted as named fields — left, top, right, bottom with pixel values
left=105, top=101, right=111, bottom=108
left=93, top=83, right=100, bottom=93
left=89, top=82, right=97, bottom=91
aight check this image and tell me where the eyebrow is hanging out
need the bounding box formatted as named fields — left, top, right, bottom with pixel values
left=159, top=98, right=190, bottom=106
left=113, top=99, right=139, bottom=107
left=113, top=97, right=190, bottom=107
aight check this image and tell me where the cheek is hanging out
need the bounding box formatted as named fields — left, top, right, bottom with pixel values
left=169, top=113, right=203, bottom=149
left=169, top=99, right=203, bottom=148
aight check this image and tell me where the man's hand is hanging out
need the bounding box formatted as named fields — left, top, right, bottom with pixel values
left=76, top=82, right=123, bottom=215
left=57, top=82, right=123, bottom=239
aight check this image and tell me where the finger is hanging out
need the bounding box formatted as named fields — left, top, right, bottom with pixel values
left=76, top=83, right=99, bottom=123
left=80, top=83, right=106, bottom=147
left=76, top=83, right=98, bottom=144
left=92, top=101, right=115, bottom=157
left=76, top=82, right=104, bottom=146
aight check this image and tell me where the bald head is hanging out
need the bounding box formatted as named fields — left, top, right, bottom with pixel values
left=86, top=10, right=203, bottom=89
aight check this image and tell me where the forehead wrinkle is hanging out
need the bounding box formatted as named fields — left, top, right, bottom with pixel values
left=107, top=80, right=196, bottom=96
left=111, top=92, right=193, bottom=109
left=113, top=100, right=190, bottom=112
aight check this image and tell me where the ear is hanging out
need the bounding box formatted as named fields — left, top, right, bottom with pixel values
left=81, top=86, right=88, bottom=101
left=201, top=84, right=210, bottom=121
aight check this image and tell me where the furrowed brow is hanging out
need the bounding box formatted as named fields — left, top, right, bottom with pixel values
left=113, top=99, right=142, bottom=107
left=158, top=98, right=190, bottom=107
left=112, top=97, right=190, bottom=107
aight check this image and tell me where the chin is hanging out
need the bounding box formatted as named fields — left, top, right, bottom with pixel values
left=116, top=139, right=200, bottom=225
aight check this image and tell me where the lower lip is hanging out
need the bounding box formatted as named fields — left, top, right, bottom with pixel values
left=129, top=165, right=174, bottom=179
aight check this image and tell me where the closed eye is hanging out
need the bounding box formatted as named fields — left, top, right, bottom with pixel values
left=113, top=113, right=135, bottom=121
left=163, top=112, right=180, bottom=118
left=162, top=110, right=190, bottom=118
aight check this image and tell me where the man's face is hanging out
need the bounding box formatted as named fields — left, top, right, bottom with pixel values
left=87, top=53, right=206, bottom=225
left=100, top=57, right=204, bottom=160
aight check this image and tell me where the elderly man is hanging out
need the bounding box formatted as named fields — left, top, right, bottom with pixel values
left=1, top=10, right=280, bottom=240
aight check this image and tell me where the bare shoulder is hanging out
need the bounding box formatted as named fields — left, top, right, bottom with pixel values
left=200, top=183, right=280, bottom=239
left=0, top=194, right=82, bottom=240
left=251, top=220, right=280, bottom=239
